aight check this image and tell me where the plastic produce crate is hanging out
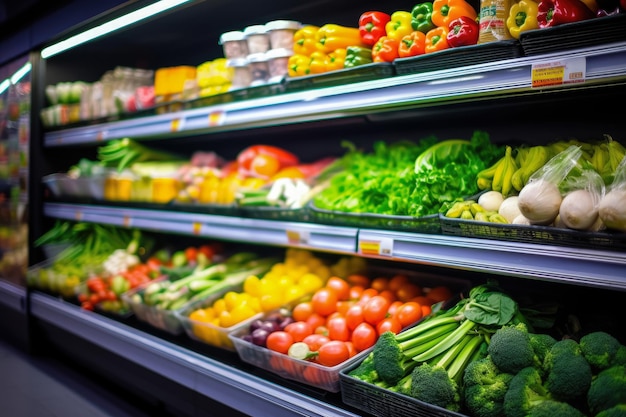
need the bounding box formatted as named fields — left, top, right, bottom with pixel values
left=439, top=214, right=626, bottom=252
left=238, top=205, right=309, bottom=222
left=285, top=62, right=395, bottom=92
left=340, top=360, right=467, bottom=417
left=394, top=40, right=523, bottom=76
left=308, top=201, right=441, bottom=234
left=519, top=14, right=626, bottom=56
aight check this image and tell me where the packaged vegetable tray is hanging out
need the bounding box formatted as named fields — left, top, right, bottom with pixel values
left=308, top=201, right=441, bottom=234
left=439, top=213, right=626, bottom=252
left=285, top=62, right=395, bottom=92
left=339, top=360, right=466, bottom=417
left=393, top=40, right=523, bottom=76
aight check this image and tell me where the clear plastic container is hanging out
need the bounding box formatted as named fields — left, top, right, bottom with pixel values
left=219, top=31, right=249, bottom=59
left=227, top=58, right=253, bottom=89
left=243, top=25, right=271, bottom=54
left=246, top=53, right=270, bottom=86
left=266, top=48, right=294, bottom=82
left=264, top=20, right=302, bottom=50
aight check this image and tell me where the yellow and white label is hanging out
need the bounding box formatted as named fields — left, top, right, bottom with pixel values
left=192, top=222, right=202, bottom=235
left=359, top=237, right=393, bottom=257
left=286, top=229, right=310, bottom=245
left=532, top=57, right=586, bottom=88
left=208, top=111, right=225, bottom=127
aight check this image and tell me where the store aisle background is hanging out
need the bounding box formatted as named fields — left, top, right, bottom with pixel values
left=0, top=336, right=174, bottom=417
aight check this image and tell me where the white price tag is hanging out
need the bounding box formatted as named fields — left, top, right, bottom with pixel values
left=286, top=229, right=310, bottom=245
left=359, top=237, right=393, bottom=257
left=531, top=57, right=586, bottom=88
left=122, top=216, right=132, bottom=228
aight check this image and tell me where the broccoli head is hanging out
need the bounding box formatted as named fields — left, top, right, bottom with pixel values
left=348, top=351, right=378, bottom=383
left=372, top=331, right=419, bottom=385
left=526, top=399, right=585, bottom=417
left=463, top=355, right=515, bottom=417
left=587, top=365, right=626, bottom=416
left=503, top=366, right=552, bottom=417
left=529, top=333, right=557, bottom=369
left=410, top=362, right=461, bottom=412
left=543, top=338, right=592, bottom=402
left=488, top=322, right=538, bottom=374
left=580, top=331, right=624, bottom=372
left=595, top=404, right=626, bottom=417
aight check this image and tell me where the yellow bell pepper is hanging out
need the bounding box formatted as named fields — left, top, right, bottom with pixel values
left=432, top=0, right=477, bottom=28
left=327, top=48, right=347, bottom=71
left=293, top=25, right=320, bottom=56
left=385, top=11, right=414, bottom=41
left=288, top=54, right=311, bottom=77
left=315, top=24, right=363, bottom=53
left=309, top=51, right=329, bottom=74
left=506, top=0, right=539, bottom=39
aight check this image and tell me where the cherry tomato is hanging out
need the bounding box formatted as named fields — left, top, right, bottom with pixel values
left=379, top=289, right=398, bottom=303
left=348, top=285, right=365, bottom=300
left=327, top=316, right=350, bottom=342
left=317, top=340, right=350, bottom=367
left=394, top=301, right=424, bottom=328
left=326, top=276, right=350, bottom=301
left=292, top=301, right=314, bottom=322
left=387, top=300, right=404, bottom=317
left=345, top=341, right=357, bottom=358
left=345, top=304, right=365, bottom=331
left=306, top=313, right=327, bottom=333
left=266, top=331, right=294, bottom=354
left=312, top=288, right=338, bottom=317
left=346, top=274, right=370, bottom=288
left=302, top=333, right=330, bottom=351
left=357, top=288, right=379, bottom=306
left=363, top=295, right=391, bottom=326
left=351, top=322, right=377, bottom=352
left=396, top=283, right=422, bottom=302
left=370, top=276, right=389, bottom=292
left=388, top=274, right=410, bottom=292
left=336, top=301, right=355, bottom=316
left=376, top=317, right=402, bottom=336
left=284, top=321, right=313, bottom=342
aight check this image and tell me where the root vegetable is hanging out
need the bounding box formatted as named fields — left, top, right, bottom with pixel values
left=598, top=188, right=626, bottom=232
left=478, top=191, right=504, bottom=212
left=512, top=214, right=531, bottom=225
left=559, top=189, right=598, bottom=230
left=498, top=196, right=521, bottom=223
left=517, top=180, right=562, bottom=225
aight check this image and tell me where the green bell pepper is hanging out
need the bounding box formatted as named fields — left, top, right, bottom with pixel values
left=344, top=46, right=373, bottom=68
left=411, top=2, right=436, bottom=34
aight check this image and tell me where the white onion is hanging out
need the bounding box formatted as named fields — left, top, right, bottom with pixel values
left=598, top=188, right=626, bottom=232
left=559, top=189, right=598, bottom=230
left=498, top=196, right=521, bottom=223
left=512, top=214, right=531, bottom=225
left=517, top=180, right=562, bottom=225
left=478, top=191, right=504, bottom=212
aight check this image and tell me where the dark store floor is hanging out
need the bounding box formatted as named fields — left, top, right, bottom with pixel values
left=0, top=336, right=168, bottom=417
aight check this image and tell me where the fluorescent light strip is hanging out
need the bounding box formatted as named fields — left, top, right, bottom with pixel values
left=41, top=0, right=192, bottom=59
left=11, top=62, right=32, bottom=84
left=0, top=79, right=9, bottom=95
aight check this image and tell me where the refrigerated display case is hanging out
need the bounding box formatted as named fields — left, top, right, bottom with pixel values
left=11, top=0, right=626, bottom=416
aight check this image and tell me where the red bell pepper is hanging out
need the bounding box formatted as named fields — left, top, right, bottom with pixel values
left=237, top=145, right=299, bottom=174
left=371, top=36, right=401, bottom=62
left=359, top=11, right=391, bottom=46
left=537, top=0, right=595, bottom=28
left=446, top=16, right=479, bottom=47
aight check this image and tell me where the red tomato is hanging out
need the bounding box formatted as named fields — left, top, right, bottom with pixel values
left=394, top=301, right=424, bottom=328
left=184, top=247, right=198, bottom=262
left=302, top=334, right=330, bottom=351
left=198, top=244, right=216, bottom=260
left=376, top=317, right=402, bottom=336
left=326, top=276, right=351, bottom=301
left=303, top=364, right=324, bottom=384
left=317, top=340, right=350, bottom=367
left=379, top=289, right=398, bottom=303
left=266, top=331, right=294, bottom=354
left=292, top=301, right=314, bottom=322
left=312, top=288, right=338, bottom=317
left=357, top=288, right=379, bottom=306
left=306, top=313, right=327, bottom=333
left=363, top=295, right=391, bottom=326
left=346, top=274, right=371, bottom=288
left=351, top=322, right=377, bottom=352
left=388, top=274, right=410, bottom=292
left=345, top=304, right=365, bottom=331
left=327, top=316, right=350, bottom=342
left=348, top=285, right=365, bottom=300
left=396, top=283, right=422, bottom=302
left=370, top=277, right=389, bottom=292
left=345, top=341, right=357, bottom=358
left=336, top=301, right=355, bottom=316
left=284, top=321, right=313, bottom=342
left=387, top=300, right=404, bottom=317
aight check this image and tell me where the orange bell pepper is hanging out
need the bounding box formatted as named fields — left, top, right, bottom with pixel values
left=432, top=0, right=477, bottom=28
left=372, top=36, right=401, bottom=62
left=398, top=31, right=426, bottom=57
left=293, top=26, right=320, bottom=56
left=425, top=26, right=450, bottom=53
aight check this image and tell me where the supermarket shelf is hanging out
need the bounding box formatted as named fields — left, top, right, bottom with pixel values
left=43, top=202, right=358, bottom=254
left=44, top=42, right=626, bottom=147
left=43, top=202, right=626, bottom=291
left=357, top=230, right=626, bottom=291
left=29, top=292, right=361, bottom=417
left=0, top=280, right=27, bottom=313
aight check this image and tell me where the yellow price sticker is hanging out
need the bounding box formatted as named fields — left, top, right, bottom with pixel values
left=532, top=58, right=586, bottom=88
left=286, top=229, right=310, bottom=245
left=171, top=118, right=182, bottom=132
left=359, top=238, right=393, bottom=257
left=208, top=111, right=225, bottom=127
left=192, top=222, right=202, bottom=235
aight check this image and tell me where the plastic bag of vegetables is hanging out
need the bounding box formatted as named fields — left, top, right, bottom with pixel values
left=598, top=155, right=626, bottom=232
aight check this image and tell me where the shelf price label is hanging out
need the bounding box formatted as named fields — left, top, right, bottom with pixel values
left=286, top=229, right=310, bottom=246
left=171, top=118, right=184, bottom=132
left=96, top=130, right=108, bottom=141
left=208, top=111, right=225, bottom=127
left=192, top=222, right=202, bottom=235
left=359, top=237, right=393, bottom=257
left=531, top=57, right=586, bottom=88
left=122, top=216, right=132, bottom=228
left=74, top=210, right=83, bottom=221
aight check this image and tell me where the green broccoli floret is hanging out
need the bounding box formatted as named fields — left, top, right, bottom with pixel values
left=587, top=365, right=626, bottom=416
left=410, top=362, right=461, bottom=412
left=526, top=399, right=585, bottom=417
left=504, top=366, right=552, bottom=417
left=595, top=404, right=626, bottom=417
left=488, top=322, right=539, bottom=374
left=529, top=333, right=557, bottom=368
left=614, top=346, right=626, bottom=367
left=463, top=356, right=514, bottom=417
left=580, top=331, right=624, bottom=372
left=543, top=338, right=592, bottom=402
left=348, top=351, right=378, bottom=383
